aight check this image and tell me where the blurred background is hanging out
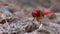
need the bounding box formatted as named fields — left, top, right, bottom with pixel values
left=0, top=0, right=60, bottom=34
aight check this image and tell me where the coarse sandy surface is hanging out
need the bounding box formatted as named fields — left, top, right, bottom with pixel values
left=0, top=0, right=60, bottom=34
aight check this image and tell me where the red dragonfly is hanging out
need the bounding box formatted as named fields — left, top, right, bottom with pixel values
left=32, top=9, right=55, bottom=22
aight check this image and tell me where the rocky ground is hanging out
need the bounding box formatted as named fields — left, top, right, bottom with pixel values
left=0, top=0, right=60, bottom=34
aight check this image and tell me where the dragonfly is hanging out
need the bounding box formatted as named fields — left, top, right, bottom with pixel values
left=32, top=9, right=55, bottom=22
left=31, top=9, right=57, bottom=30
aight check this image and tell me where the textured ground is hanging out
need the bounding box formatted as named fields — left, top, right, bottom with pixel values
left=0, top=0, right=60, bottom=34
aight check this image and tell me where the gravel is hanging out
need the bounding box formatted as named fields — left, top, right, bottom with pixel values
left=0, top=0, right=60, bottom=34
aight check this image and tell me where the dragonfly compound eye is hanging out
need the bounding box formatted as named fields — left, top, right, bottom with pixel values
left=32, top=12, right=36, bottom=17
